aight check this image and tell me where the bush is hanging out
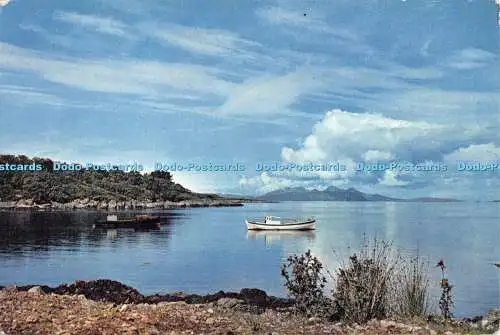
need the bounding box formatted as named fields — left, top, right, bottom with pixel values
left=389, top=253, right=430, bottom=318
left=331, top=237, right=399, bottom=324
left=280, top=249, right=330, bottom=317
left=281, top=238, right=434, bottom=324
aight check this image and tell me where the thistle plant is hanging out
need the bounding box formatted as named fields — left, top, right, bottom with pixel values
left=436, top=259, right=454, bottom=319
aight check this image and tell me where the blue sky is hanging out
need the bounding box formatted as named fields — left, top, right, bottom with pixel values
left=0, top=0, right=499, bottom=199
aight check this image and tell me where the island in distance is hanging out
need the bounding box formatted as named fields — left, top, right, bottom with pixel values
left=227, top=186, right=463, bottom=202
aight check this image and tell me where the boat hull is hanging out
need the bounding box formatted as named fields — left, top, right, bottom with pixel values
left=245, top=219, right=315, bottom=231
left=93, top=217, right=161, bottom=229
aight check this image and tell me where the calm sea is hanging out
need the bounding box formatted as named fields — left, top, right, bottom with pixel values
left=0, top=202, right=498, bottom=317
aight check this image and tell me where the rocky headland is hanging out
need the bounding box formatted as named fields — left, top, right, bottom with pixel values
left=0, top=198, right=243, bottom=210
left=0, top=155, right=245, bottom=210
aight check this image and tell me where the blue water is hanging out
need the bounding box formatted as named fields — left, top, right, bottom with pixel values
left=0, top=202, right=498, bottom=317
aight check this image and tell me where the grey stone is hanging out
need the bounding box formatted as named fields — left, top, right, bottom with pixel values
left=217, top=298, right=244, bottom=309
left=27, top=286, right=44, bottom=294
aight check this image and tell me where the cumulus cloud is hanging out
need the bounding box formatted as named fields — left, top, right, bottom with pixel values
left=379, top=170, right=409, bottom=186
left=362, top=150, right=394, bottom=161
left=239, top=108, right=499, bottom=196
left=239, top=172, right=294, bottom=194
left=0, top=0, right=10, bottom=7
left=239, top=170, right=350, bottom=195
left=443, top=143, right=500, bottom=163
left=281, top=109, right=446, bottom=163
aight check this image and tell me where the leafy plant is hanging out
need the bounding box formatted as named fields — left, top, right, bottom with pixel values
left=280, top=249, right=330, bottom=317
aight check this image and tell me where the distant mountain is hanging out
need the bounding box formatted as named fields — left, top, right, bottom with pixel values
left=256, top=187, right=461, bottom=202
left=256, top=187, right=398, bottom=202
left=217, top=194, right=271, bottom=203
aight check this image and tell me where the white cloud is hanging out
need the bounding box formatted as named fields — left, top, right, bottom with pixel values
left=54, top=11, right=128, bottom=36
left=0, top=139, right=161, bottom=170
left=18, top=23, right=46, bottom=33
left=388, top=65, right=443, bottom=80
left=215, top=68, right=321, bottom=116
left=0, top=42, right=233, bottom=97
left=238, top=108, right=499, bottom=196
left=362, top=150, right=394, bottom=161
left=379, top=170, right=408, bottom=186
left=363, top=88, right=500, bottom=124
left=445, top=48, right=497, bottom=70
left=256, top=6, right=357, bottom=41
left=171, top=172, right=238, bottom=193
left=0, top=85, right=65, bottom=107
left=0, top=0, right=10, bottom=7
left=239, top=172, right=296, bottom=194
left=281, top=109, right=445, bottom=163
left=144, top=23, right=260, bottom=57
left=420, top=38, right=432, bottom=57
left=443, top=143, right=500, bottom=163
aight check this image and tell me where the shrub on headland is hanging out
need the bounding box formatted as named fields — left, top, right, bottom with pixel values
left=0, top=154, right=221, bottom=204
left=280, top=237, right=436, bottom=324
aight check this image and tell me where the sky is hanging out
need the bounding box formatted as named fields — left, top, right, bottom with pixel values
left=0, top=0, right=499, bottom=199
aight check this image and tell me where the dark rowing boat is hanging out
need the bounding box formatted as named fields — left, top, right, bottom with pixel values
left=93, top=215, right=161, bottom=229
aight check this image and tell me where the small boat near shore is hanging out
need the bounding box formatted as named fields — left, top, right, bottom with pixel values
left=245, top=216, right=316, bottom=231
left=93, top=215, right=161, bottom=230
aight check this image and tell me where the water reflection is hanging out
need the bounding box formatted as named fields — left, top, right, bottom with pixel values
left=106, top=229, right=117, bottom=240
left=0, top=203, right=497, bottom=317
left=247, top=230, right=316, bottom=245
left=0, top=210, right=186, bottom=257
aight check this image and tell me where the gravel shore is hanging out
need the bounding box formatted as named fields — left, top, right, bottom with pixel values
left=1, top=287, right=497, bottom=335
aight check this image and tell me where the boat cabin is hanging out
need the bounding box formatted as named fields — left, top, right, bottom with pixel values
left=264, top=216, right=281, bottom=224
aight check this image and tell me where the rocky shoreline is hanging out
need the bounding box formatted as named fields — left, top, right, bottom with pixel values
left=0, top=279, right=293, bottom=310
left=0, top=280, right=498, bottom=334
left=0, top=198, right=244, bottom=210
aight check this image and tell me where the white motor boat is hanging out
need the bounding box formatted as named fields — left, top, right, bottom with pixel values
left=245, top=216, right=316, bottom=231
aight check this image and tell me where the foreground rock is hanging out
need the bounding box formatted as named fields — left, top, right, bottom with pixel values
left=0, top=198, right=243, bottom=210
left=13, top=279, right=293, bottom=309
left=0, top=290, right=487, bottom=335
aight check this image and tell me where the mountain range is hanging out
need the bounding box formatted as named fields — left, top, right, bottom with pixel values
left=250, top=187, right=462, bottom=202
